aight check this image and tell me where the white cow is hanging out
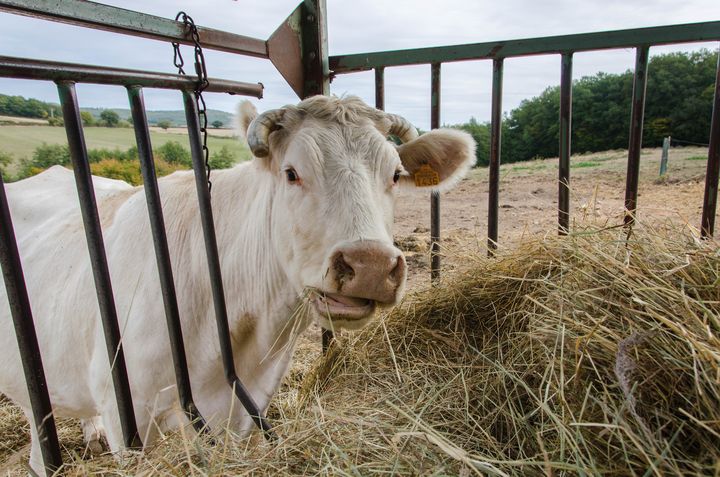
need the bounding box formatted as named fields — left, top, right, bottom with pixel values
left=0, top=95, right=475, bottom=474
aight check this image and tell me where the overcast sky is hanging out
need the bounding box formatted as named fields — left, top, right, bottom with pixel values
left=1, top=0, right=719, bottom=130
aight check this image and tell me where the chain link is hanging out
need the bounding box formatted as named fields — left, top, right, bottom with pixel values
left=172, top=12, right=212, bottom=194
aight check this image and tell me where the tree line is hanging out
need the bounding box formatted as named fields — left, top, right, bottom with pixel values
left=0, top=94, right=56, bottom=119
left=452, top=49, right=718, bottom=166
left=0, top=94, right=131, bottom=127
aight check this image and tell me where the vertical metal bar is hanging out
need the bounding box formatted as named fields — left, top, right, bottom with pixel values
left=701, top=50, right=720, bottom=238
left=301, top=0, right=329, bottom=98
left=488, top=58, right=503, bottom=255
left=0, top=178, right=62, bottom=474
left=127, top=86, right=208, bottom=434
left=182, top=91, right=274, bottom=439
left=624, top=45, right=650, bottom=225
left=375, top=67, right=385, bottom=110
left=558, top=52, right=573, bottom=234
left=56, top=81, right=141, bottom=449
left=430, top=63, right=441, bottom=283
left=300, top=0, right=332, bottom=352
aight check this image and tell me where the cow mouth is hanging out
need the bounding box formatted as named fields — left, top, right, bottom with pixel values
left=311, top=292, right=377, bottom=322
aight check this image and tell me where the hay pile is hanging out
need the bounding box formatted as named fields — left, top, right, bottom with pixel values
left=289, top=226, right=720, bottom=476
left=6, top=225, right=720, bottom=476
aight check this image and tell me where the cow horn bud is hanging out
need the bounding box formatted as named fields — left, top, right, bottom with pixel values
left=246, top=109, right=285, bottom=158
left=386, top=113, right=418, bottom=143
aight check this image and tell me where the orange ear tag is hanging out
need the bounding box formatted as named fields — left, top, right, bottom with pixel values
left=414, top=164, right=440, bottom=187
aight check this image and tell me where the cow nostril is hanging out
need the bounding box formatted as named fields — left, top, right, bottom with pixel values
left=333, top=252, right=355, bottom=287
left=389, top=254, right=405, bottom=285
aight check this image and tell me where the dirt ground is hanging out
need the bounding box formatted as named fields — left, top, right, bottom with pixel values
left=0, top=145, right=714, bottom=473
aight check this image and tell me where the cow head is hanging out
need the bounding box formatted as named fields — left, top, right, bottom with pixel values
left=238, top=96, right=475, bottom=330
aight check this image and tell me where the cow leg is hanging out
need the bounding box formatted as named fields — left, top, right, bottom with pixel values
left=23, top=409, right=47, bottom=477
left=80, top=416, right=106, bottom=454
left=97, top=405, right=128, bottom=456
left=98, top=402, right=157, bottom=457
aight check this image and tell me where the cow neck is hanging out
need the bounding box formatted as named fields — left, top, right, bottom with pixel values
left=208, top=164, right=307, bottom=358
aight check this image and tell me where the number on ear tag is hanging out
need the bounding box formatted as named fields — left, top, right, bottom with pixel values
left=414, top=164, right=440, bottom=187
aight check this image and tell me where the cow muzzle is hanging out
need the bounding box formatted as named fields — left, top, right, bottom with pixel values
left=313, top=240, right=407, bottom=330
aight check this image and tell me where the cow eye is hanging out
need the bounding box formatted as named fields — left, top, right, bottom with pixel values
left=285, top=168, right=299, bottom=184
left=392, top=170, right=401, bottom=184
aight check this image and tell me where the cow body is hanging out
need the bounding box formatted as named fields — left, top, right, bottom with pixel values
left=0, top=96, right=475, bottom=474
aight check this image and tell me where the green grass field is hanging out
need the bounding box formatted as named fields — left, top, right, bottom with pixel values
left=0, top=125, right=252, bottom=167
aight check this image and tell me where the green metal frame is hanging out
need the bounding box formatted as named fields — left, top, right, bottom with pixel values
left=0, top=0, right=268, bottom=57
left=329, top=21, right=720, bottom=73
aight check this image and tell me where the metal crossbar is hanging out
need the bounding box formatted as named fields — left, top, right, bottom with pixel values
left=0, top=0, right=268, bottom=58
left=329, top=21, right=720, bottom=72
left=0, top=56, right=263, bottom=96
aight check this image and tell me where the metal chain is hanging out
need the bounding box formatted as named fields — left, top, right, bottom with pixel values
left=172, top=12, right=212, bottom=193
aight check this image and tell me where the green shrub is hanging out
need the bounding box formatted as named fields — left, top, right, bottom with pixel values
left=12, top=143, right=71, bottom=179
left=14, top=143, right=194, bottom=182
left=32, top=144, right=70, bottom=168
left=155, top=141, right=191, bottom=167
left=100, top=110, right=120, bottom=127
left=87, top=148, right=128, bottom=163
left=90, top=159, right=140, bottom=185
left=208, top=145, right=237, bottom=169
left=80, top=111, right=95, bottom=126
left=0, top=151, right=13, bottom=181
left=90, top=157, right=184, bottom=185
left=125, top=145, right=139, bottom=162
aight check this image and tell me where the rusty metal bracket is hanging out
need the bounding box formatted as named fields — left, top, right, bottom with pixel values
left=268, top=0, right=328, bottom=99
left=268, top=5, right=304, bottom=98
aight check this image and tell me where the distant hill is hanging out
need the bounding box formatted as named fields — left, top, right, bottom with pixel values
left=80, top=107, right=234, bottom=128
left=1, top=93, right=234, bottom=128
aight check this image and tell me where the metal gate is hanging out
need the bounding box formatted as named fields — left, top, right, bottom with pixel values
left=0, top=1, right=719, bottom=474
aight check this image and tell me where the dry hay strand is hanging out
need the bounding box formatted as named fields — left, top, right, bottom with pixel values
left=3, top=223, right=719, bottom=476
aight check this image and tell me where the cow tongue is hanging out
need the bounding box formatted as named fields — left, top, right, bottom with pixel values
left=325, top=293, right=371, bottom=307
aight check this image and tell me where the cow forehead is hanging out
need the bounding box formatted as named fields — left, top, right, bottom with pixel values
left=284, top=120, right=398, bottom=175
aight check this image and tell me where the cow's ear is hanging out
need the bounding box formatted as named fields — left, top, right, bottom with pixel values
left=397, top=129, right=476, bottom=191
left=236, top=101, right=258, bottom=141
